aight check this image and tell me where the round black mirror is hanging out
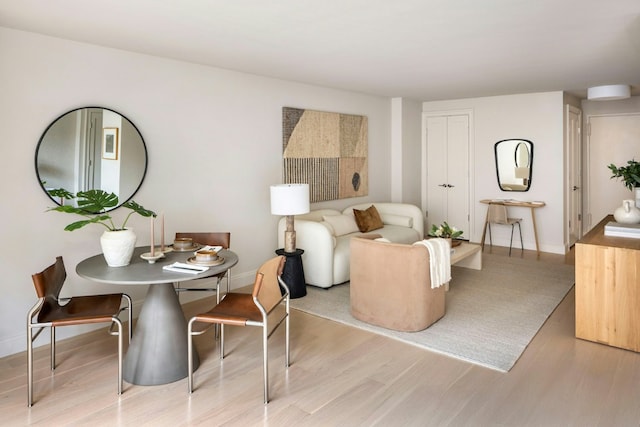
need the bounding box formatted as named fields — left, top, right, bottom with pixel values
left=35, top=107, right=148, bottom=211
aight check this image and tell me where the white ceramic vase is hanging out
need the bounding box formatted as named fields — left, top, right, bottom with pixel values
left=100, top=228, right=137, bottom=267
left=613, top=200, right=640, bottom=224
left=636, top=187, right=640, bottom=209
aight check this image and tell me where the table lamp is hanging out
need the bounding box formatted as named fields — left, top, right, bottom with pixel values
left=270, top=183, right=310, bottom=253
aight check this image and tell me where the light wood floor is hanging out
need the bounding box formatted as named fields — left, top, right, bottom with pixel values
left=2, top=247, right=640, bottom=426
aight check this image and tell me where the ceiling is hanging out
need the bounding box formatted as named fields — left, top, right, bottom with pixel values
left=1, top=0, right=639, bottom=101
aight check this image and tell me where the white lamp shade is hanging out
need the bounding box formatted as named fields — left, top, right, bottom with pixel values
left=270, top=184, right=310, bottom=215
left=587, top=84, right=630, bottom=101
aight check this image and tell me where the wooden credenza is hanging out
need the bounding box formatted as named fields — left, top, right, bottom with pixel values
left=575, top=215, right=640, bottom=352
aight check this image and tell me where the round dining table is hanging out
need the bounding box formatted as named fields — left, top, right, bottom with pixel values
left=76, top=246, right=238, bottom=386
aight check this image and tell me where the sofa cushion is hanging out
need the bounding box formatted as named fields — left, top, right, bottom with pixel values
left=297, top=209, right=341, bottom=222
left=380, top=213, right=413, bottom=228
left=323, top=214, right=359, bottom=236
left=358, top=233, right=383, bottom=240
left=375, top=225, right=421, bottom=244
left=353, top=205, right=384, bottom=232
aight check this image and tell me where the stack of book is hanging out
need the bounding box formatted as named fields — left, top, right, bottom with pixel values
left=604, top=222, right=640, bottom=239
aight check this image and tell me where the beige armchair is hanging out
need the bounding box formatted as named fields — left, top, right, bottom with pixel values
left=350, top=237, right=445, bottom=332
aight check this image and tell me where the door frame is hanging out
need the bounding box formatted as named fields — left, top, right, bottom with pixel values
left=421, top=109, right=475, bottom=241
left=564, top=104, right=582, bottom=249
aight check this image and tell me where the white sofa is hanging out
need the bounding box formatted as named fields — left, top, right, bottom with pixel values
left=277, top=202, right=424, bottom=288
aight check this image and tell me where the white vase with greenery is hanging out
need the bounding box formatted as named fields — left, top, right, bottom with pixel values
left=99, top=228, right=137, bottom=266
left=48, top=189, right=156, bottom=267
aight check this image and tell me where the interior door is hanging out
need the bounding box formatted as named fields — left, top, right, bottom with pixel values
left=587, top=114, right=640, bottom=231
left=425, top=114, right=470, bottom=239
left=566, top=105, right=582, bottom=246
left=426, top=116, right=448, bottom=232
left=446, top=115, right=470, bottom=238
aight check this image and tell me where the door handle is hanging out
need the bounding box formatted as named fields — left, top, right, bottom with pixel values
left=438, top=184, right=447, bottom=187
left=572, top=186, right=580, bottom=191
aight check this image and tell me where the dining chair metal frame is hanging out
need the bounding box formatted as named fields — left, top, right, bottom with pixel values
left=27, top=256, right=132, bottom=407
left=187, top=256, right=290, bottom=404
left=486, top=203, right=523, bottom=256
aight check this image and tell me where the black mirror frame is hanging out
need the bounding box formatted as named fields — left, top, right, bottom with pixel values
left=494, top=138, right=533, bottom=192
left=35, top=106, right=148, bottom=211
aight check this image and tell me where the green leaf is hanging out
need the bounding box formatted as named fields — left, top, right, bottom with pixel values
left=47, top=188, right=75, bottom=200
left=63, top=215, right=112, bottom=231
left=122, top=200, right=156, bottom=218
left=76, top=190, right=118, bottom=213
left=48, top=205, right=83, bottom=214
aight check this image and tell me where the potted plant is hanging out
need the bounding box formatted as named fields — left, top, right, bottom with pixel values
left=428, top=221, right=463, bottom=246
left=48, top=189, right=156, bottom=266
left=608, top=160, right=640, bottom=191
left=608, top=159, right=640, bottom=208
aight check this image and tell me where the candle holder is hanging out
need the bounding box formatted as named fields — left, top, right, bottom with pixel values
left=140, top=251, right=165, bottom=264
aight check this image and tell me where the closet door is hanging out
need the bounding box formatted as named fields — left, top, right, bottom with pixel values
left=426, top=114, right=469, bottom=239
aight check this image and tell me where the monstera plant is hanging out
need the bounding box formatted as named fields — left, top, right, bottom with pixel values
left=48, top=189, right=156, bottom=266
left=48, top=189, right=156, bottom=231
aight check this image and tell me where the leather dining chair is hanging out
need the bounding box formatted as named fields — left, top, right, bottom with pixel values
left=187, top=256, right=290, bottom=404
left=27, top=256, right=132, bottom=406
left=486, top=203, right=523, bottom=256
left=174, top=232, right=231, bottom=303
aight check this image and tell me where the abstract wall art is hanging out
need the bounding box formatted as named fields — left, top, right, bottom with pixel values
left=282, top=107, right=368, bottom=203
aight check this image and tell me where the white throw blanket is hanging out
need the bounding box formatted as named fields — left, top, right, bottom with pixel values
left=413, top=238, right=451, bottom=288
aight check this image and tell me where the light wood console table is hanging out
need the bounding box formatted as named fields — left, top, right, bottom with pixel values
left=479, top=199, right=546, bottom=255
left=575, top=215, right=640, bottom=352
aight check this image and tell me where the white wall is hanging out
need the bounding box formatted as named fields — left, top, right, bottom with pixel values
left=0, top=27, right=392, bottom=357
left=391, top=98, right=403, bottom=202
left=423, top=92, right=566, bottom=254
left=401, top=99, right=423, bottom=207
left=581, top=96, right=640, bottom=231
left=390, top=97, right=422, bottom=206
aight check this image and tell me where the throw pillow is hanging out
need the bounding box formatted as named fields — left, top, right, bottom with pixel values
left=322, top=215, right=359, bottom=236
left=353, top=205, right=384, bottom=232
left=380, top=213, right=413, bottom=228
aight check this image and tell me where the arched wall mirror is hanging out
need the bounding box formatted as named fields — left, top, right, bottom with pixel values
left=494, top=139, right=533, bottom=191
left=35, top=107, right=148, bottom=211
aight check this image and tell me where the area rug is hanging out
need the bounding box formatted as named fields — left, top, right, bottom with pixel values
left=290, top=253, right=575, bottom=372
